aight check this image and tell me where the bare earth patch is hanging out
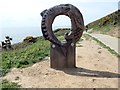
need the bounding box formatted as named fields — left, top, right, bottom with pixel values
left=3, top=39, right=119, bottom=88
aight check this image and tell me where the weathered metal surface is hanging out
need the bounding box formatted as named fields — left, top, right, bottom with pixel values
left=1, top=36, right=12, bottom=50
left=40, top=4, right=84, bottom=68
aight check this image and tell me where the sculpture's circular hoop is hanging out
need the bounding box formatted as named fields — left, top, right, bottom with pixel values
left=41, top=4, right=84, bottom=46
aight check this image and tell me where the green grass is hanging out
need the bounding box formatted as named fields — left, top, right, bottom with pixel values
left=0, top=37, right=50, bottom=76
left=82, top=34, right=91, bottom=40
left=84, top=34, right=120, bottom=58
left=0, top=35, right=51, bottom=89
left=1, top=79, right=21, bottom=89
left=87, top=10, right=118, bottom=29
left=94, top=24, right=110, bottom=33
left=90, top=23, right=117, bottom=35
left=0, top=28, right=70, bottom=88
left=87, top=10, right=119, bottom=38
left=1, top=27, right=119, bottom=88
left=54, top=28, right=70, bottom=42
left=0, top=35, right=50, bottom=89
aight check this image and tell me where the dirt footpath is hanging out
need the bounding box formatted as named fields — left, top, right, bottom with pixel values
left=3, top=39, right=119, bottom=88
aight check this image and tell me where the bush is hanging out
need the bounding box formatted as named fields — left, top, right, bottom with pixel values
left=19, top=60, right=29, bottom=65
left=23, top=36, right=36, bottom=43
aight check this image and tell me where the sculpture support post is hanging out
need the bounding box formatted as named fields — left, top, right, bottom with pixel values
left=40, top=4, right=84, bottom=69
left=50, top=42, right=76, bottom=68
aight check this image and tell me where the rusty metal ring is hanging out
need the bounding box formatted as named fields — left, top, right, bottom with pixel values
left=40, top=4, right=84, bottom=46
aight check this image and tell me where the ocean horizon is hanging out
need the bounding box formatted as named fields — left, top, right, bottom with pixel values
left=1, top=26, right=70, bottom=44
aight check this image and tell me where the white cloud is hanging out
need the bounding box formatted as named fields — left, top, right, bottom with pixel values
left=0, top=0, right=118, bottom=43
left=0, top=0, right=118, bottom=27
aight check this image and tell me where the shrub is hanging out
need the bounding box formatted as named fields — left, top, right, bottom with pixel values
left=23, top=36, right=36, bottom=43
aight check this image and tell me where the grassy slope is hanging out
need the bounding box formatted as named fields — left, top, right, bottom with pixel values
left=1, top=10, right=119, bottom=87
left=0, top=28, right=69, bottom=88
left=1, top=28, right=70, bottom=75
left=87, top=10, right=119, bottom=38
left=1, top=37, right=50, bottom=76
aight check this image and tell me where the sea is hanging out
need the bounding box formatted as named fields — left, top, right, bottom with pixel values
left=1, top=27, right=42, bottom=44
left=1, top=26, right=70, bottom=44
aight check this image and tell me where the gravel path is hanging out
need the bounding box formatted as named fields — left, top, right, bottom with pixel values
left=88, top=33, right=120, bottom=54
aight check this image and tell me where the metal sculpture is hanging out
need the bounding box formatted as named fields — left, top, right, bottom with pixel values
left=1, top=36, right=12, bottom=50
left=40, top=4, right=84, bottom=68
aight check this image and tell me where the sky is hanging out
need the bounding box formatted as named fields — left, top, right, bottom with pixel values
left=0, top=0, right=119, bottom=43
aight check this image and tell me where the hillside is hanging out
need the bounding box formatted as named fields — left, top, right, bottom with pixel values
left=2, top=31, right=119, bottom=88
left=0, top=28, right=70, bottom=76
left=1, top=10, right=120, bottom=88
left=87, top=10, right=119, bottom=38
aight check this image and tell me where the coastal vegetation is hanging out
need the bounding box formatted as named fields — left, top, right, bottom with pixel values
left=1, top=10, right=119, bottom=88
left=87, top=10, right=119, bottom=38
